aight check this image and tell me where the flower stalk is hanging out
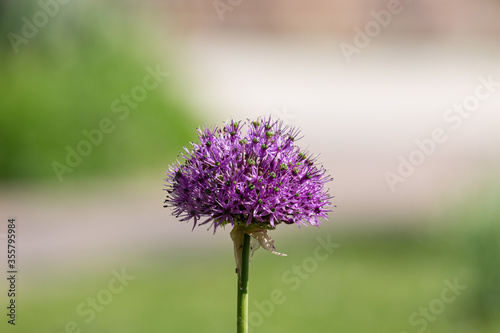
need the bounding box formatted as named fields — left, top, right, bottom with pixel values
left=237, top=233, right=251, bottom=333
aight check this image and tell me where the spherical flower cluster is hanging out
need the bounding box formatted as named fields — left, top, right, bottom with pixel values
left=164, top=117, right=333, bottom=233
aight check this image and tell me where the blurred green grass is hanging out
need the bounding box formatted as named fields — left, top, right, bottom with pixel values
left=0, top=1, right=198, bottom=182
left=18, top=227, right=500, bottom=333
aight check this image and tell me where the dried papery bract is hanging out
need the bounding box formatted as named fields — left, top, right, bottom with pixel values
left=231, top=223, right=287, bottom=282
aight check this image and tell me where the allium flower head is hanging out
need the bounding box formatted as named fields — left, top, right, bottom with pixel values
left=164, top=117, right=334, bottom=234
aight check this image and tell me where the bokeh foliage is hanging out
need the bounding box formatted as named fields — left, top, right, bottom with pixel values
left=0, top=1, right=197, bottom=182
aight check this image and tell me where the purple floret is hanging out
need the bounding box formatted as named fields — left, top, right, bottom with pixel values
left=164, top=117, right=334, bottom=232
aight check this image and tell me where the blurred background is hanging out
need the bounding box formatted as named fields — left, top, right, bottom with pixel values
left=1, top=0, right=500, bottom=332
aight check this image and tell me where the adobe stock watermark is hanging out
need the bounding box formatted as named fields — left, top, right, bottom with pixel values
left=7, top=0, right=73, bottom=54
left=212, top=0, right=243, bottom=21
left=248, top=235, right=340, bottom=332
left=51, top=65, right=169, bottom=182
left=49, top=267, right=135, bottom=333
left=400, top=277, right=467, bottom=333
left=385, top=74, right=500, bottom=192
left=271, top=106, right=297, bottom=127
left=340, top=0, right=412, bottom=63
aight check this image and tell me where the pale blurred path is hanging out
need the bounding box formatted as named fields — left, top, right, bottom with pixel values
left=180, top=33, right=500, bottom=218
left=0, top=178, right=232, bottom=278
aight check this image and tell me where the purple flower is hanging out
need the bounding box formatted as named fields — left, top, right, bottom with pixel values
left=163, top=117, right=334, bottom=233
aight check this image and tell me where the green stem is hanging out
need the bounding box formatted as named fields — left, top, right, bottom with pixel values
left=237, top=233, right=251, bottom=333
